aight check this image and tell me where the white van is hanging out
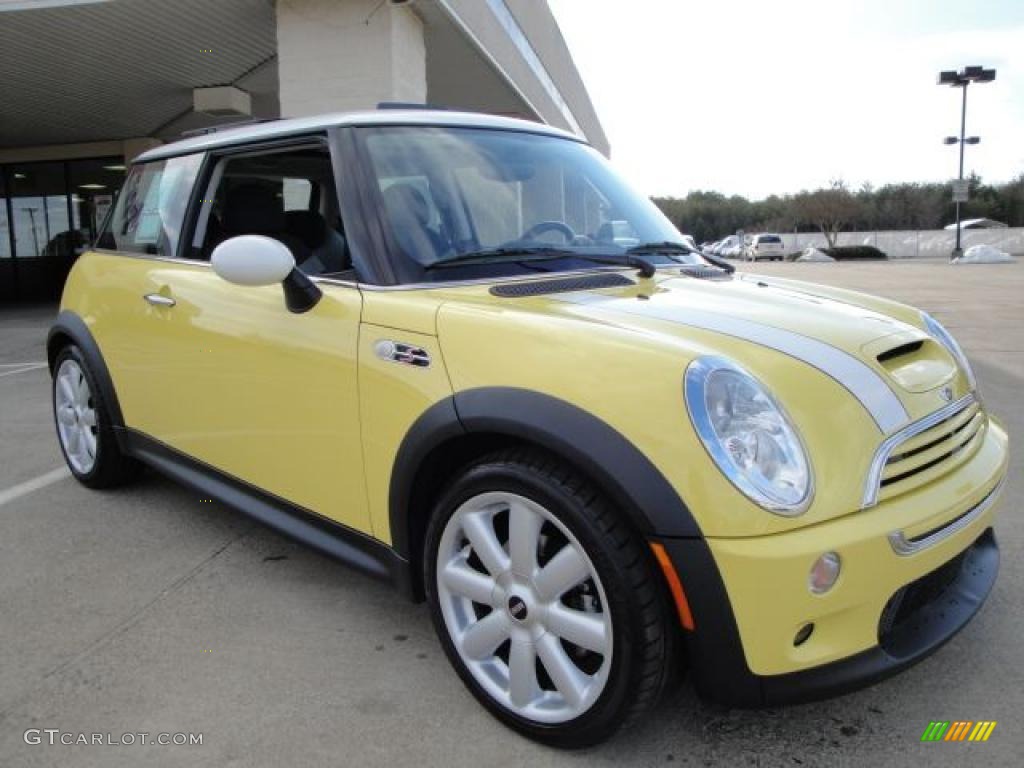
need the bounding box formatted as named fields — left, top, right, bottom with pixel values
left=746, top=233, right=785, bottom=261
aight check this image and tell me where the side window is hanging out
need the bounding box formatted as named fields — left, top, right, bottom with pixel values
left=194, top=144, right=352, bottom=278
left=97, top=154, right=202, bottom=256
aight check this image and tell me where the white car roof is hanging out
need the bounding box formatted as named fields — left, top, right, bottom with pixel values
left=137, top=110, right=583, bottom=163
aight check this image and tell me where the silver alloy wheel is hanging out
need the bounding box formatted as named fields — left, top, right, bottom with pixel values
left=436, top=491, right=613, bottom=724
left=55, top=358, right=98, bottom=475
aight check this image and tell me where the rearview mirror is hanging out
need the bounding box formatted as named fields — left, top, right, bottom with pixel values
left=210, top=234, right=322, bottom=313
left=211, top=235, right=295, bottom=286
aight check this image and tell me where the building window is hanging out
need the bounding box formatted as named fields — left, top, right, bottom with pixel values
left=68, top=157, right=127, bottom=246
left=1, top=172, right=10, bottom=260
left=0, top=154, right=131, bottom=300
left=7, top=162, right=70, bottom=259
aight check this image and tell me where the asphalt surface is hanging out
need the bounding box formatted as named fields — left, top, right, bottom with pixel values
left=1, top=259, right=1022, bottom=767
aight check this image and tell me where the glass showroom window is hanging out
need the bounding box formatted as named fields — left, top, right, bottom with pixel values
left=68, top=157, right=126, bottom=246
left=1, top=171, right=9, bottom=260
left=0, top=172, right=11, bottom=301
left=7, top=162, right=70, bottom=259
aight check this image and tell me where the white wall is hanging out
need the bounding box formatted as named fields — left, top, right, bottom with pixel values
left=276, top=0, right=426, bottom=117
left=780, top=228, right=1024, bottom=258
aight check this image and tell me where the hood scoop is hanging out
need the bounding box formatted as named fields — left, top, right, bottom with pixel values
left=491, top=273, right=634, bottom=297
left=876, top=340, right=924, bottom=363
left=864, top=332, right=956, bottom=393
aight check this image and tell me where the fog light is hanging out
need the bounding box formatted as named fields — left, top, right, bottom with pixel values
left=809, top=552, right=841, bottom=594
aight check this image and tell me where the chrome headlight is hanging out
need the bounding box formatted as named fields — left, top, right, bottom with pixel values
left=921, top=312, right=976, bottom=390
left=685, top=357, right=813, bottom=515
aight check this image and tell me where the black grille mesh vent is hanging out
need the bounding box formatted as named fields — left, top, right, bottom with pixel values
left=678, top=265, right=731, bottom=280
left=490, top=273, right=635, bottom=297
left=878, top=549, right=967, bottom=641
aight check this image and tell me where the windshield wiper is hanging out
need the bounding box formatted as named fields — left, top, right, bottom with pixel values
left=627, top=241, right=698, bottom=255
left=424, top=247, right=657, bottom=278
left=422, top=247, right=577, bottom=270
left=573, top=252, right=656, bottom=277
left=627, top=241, right=735, bottom=274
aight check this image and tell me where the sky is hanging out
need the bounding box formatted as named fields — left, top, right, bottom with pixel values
left=547, top=0, right=1024, bottom=200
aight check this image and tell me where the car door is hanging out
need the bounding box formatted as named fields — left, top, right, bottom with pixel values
left=103, top=137, right=371, bottom=534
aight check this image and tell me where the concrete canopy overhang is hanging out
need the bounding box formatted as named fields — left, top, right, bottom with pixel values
left=0, top=0, right=280, bottom=150
left=0, top=0, right=605, bottom=157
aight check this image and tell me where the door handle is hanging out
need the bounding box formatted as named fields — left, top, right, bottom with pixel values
left=143, top=293, right=176, bottom=307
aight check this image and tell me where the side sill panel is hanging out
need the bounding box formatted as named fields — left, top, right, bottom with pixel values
left=121, top=429, right=415, bottom=599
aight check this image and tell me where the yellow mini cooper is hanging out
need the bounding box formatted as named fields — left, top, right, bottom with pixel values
left=49, top=110, right=1007, bottom=747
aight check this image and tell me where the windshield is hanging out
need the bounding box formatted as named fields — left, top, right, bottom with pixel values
left=360, top=126, right=703, bottom=282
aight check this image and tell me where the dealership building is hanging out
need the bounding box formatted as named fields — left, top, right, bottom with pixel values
left=0, top=0, right=606, bottom=301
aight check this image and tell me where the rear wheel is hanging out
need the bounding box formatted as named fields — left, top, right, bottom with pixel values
left=52, top=346, right=139, bottom=488
left=424, top=449, right=675, bottom=748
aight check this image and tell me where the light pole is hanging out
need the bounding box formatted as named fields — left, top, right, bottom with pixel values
left=937, top=66, right=996, bottom=260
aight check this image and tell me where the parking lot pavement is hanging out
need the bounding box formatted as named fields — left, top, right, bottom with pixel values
left=1, top=260, right=1022, bottom=767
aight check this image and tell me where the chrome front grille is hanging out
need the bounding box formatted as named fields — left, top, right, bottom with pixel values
left=863, top=393, right=985, bottom=508
left=881, top=407, right=983, bottom=488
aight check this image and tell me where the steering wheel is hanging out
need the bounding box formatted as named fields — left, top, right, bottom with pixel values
left=520, top=221, right=576, bottom=243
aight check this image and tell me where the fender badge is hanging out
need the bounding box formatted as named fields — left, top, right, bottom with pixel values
left=939, top=386, right=954, bottom=403
left=374, top=339, right=431, bottom=368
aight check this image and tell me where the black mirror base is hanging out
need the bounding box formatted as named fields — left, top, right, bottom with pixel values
left=283, top=269, right=323, bottom=313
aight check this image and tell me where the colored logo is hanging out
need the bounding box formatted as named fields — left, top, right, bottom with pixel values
left=921, top=721, right=997, bottom=742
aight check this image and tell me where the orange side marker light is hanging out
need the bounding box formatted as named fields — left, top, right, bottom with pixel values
left=650, top=542, right=695, bottom=631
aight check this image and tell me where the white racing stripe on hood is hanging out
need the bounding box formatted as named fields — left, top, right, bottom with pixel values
left=559, top=293, right=909, bottom=434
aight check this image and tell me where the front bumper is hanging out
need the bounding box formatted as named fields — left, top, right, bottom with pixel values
left=656, top=420, right=1007, bottom=707
left=761, top=528, right=997, bottom=705
left=659, top=528, right=999, bottom=707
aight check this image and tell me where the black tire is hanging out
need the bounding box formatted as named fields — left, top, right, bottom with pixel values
left=52, top=345, right=140, bottom=489
left=424, top=448, right=677, bottom=748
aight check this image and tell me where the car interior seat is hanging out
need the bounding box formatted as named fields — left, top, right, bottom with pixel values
left=381, top=183, right=449, bottom=266
left=285, top=210, right=350, bottom=276
left=217, top=183, right=310, bottom=266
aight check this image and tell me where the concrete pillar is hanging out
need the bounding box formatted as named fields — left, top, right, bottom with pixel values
left=276, top=0, right=427, bottom=117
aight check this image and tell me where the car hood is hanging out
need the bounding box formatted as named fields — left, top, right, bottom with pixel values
left=425, top=269, right=973, bottom=535
left=531, top=270, right=962, bottom=434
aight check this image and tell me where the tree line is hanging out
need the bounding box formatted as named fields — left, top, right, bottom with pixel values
left=653, top=173, right=1024, bottom=246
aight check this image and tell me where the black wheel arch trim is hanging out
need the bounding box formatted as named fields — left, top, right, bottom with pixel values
left=48, top=311, right=128, bottom=447
left=389, top=387, right=703, bottom=565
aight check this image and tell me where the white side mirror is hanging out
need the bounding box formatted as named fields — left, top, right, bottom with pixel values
left=211, top=235, right=295, bottom=287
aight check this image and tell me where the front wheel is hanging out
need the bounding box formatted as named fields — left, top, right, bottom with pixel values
left=52, top=345, right=139, bottom=488
left=424, top=449, right=676, bottom=748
